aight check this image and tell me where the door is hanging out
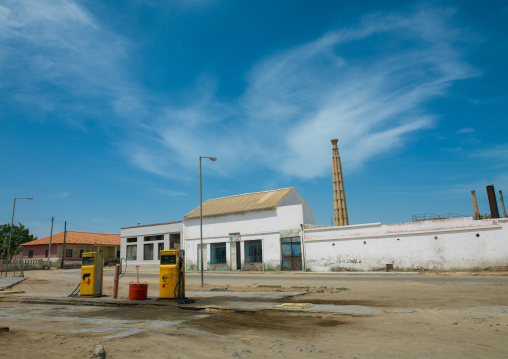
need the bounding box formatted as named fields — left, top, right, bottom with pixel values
left=281, top=237, right=302, bottom=271
left=236, top=241, right=241, bottom=270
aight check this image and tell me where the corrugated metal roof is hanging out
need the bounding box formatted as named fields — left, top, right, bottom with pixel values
left=184, top=188, right=294, bottom=220
left=21, top=231, right=120, bottom=246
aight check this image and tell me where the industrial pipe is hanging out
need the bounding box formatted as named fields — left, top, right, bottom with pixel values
left=113, top=264, right=120, bottom=299
left=486, top=185, right=500, bottom=219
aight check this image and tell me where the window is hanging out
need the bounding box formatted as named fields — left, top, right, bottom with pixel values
left=127, top=237, right=137, bottom=243
left=82, top=257, right=94, bottom=266
left=245, top=240, right=262, bottom=263
left=45, top=250, right=48, bottom=258
left=158, top=242, right=164, bottom=260
left=144, top=243, right=154, bottom=261
left=127, top=245, right=137, bottom=260
left=211, top=243, right=226, bottom=264
left=161, top=254, right=177, bottom=265
left=144, top=235, right=163, bottom=242
left=170, top=233, right=180, bottom=249
left=79, top=250, right=84, bottom=258
left=28, top=250, right=33, bottom=259
left=66, top=249, right=73, bottom=258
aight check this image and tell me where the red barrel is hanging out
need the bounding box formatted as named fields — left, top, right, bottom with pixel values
left=128, top=283, right=148, bottom=300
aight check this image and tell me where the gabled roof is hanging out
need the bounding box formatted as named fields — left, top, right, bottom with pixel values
left=21, top=231, right=120, bottom=246
left=184, top=188, right=294, bottom=220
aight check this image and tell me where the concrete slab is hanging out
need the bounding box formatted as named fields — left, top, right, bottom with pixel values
left=0, top=276, right=26, bottom=291
left=0, top=289, right=381, bottom=316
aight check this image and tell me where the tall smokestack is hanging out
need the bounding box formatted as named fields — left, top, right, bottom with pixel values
left=486, top=185, right=500, bottom=219
left=499, top=190, right=507, bottom=218
left=471, top=190, right=480, bottom=220
left=331, top=139, right=349, bottom=226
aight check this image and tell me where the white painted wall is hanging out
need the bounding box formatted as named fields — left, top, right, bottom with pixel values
left=304, top=217, right=508, bottom=271
left=183, top=204, right=306, bottom=270
left=278, top=188, right=315, bottom=224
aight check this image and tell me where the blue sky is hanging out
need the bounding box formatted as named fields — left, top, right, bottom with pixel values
left=1, top=0, right=507, bottom=239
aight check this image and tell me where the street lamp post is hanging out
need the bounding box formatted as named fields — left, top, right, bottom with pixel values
left=200, top=156, right=216, bottom=287
left=5, top=197, right=33, bottom=276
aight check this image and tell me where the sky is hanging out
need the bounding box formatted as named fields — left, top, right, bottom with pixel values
left=1, top=0, right=507, bottom=239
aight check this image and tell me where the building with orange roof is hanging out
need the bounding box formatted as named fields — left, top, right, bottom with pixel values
left=21, top=231, right=120, bottom=267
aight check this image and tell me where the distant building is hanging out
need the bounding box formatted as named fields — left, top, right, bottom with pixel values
left=120, top=221, right=182, bottom=268
left=21, top=231, right=120, bottom=267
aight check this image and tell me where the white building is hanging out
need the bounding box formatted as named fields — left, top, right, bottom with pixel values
left=120, top=221, right=182, bottom=269
left=183, top=187, right=315, bottom=271
left=119, top=188, right=508, bottom=272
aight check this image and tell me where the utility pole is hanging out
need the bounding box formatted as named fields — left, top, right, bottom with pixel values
left=47, top=217, right=54, bottom=269
left=61, top=221, right=67, bottom=269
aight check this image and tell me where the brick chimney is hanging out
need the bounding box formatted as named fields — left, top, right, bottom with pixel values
left=331, top=139, right=349, bottom=226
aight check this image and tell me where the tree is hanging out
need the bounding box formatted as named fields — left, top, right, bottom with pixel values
left=0, top=223, right=37, bottom=260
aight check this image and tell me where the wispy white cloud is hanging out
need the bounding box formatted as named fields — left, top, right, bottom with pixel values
left=0, top=0, right=134, bottom=122
left=152, top=188, right=188, bottom=197
left=1, top=3, right=477, bottom=181
left=471, top=145, right=508, bottom=169
left=126, top=6, right=475, bottom=180
left=458, top=128, right=475, bottom=134
left=58, top=192, right=69, bottom=199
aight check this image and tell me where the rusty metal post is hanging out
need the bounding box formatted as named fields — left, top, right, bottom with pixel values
left=331, top=139, right=349, bottom=226
left=113, top=263, right=120, bottom=299
left=499, top=190, right=507, bottom=218
left=486, top=185, right=500, bottom=219
left=471, top=190, right=480, bottom=220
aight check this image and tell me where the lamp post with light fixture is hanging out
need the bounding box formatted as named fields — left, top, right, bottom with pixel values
left=5, top=197, right=33, bottom=276
left=200, top=156, right=216, bottom=287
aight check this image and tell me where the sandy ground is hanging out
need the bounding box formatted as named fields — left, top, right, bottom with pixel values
left=1, top=269, right=507, bottom=358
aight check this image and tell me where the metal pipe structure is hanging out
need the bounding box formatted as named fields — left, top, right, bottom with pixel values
left=499, top=190, right=507, bottom=218
left=471, top=190, right=480, bottom=220
left=199, top=156, right=217, bottom=287
left=4, top=197, right=33, bottom=276
left=113, top=263, right=120, bottom=299
left=486, top=185, right=500, bottom=219
left=331, top=139, right=349, bottom=226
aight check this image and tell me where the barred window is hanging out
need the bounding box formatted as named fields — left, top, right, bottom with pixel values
left=211, top=243, right=226, bottom=264
left=127, top=245, right=137, bottom=260
left=244, top=240, right=262, bottom=263
left=144, top=243, right=154, bottom=260
left=144, top=235, right=163, bottom=242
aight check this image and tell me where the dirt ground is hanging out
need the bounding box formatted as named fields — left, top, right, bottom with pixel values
left=1, top=270, right=507, bottom=358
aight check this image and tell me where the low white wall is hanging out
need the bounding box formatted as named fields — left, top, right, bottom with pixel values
left=304, top=217, right=508, bottom=271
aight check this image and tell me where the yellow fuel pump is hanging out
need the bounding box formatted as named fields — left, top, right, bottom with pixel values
left=80, top=252, right=103, bottom=296
left=159, top=249, right=185, bottom=299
